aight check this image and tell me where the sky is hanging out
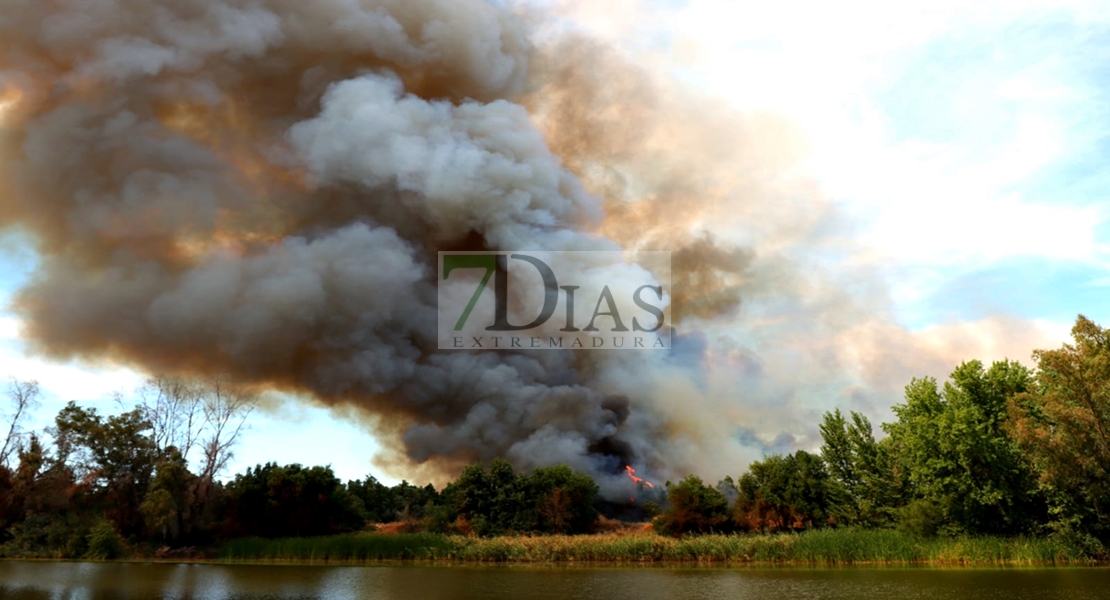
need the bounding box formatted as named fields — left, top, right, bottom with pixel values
left=0, top=0, right=1108, bottom=484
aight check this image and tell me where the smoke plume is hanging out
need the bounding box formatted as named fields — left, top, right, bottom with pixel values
left=0, top=0, right=1065, bottom=492
left=0, top=0, right=676, bottom=494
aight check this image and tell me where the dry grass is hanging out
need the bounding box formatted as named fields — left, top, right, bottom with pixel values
left=370, top=522, right=416, bottom=535
left=591, top=517, right=653, bottom=535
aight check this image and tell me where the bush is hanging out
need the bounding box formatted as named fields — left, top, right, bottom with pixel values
left=1049, top=526, right=1106, bottom=560
left=1, top=513, right=89, bottom=559
left=85, top=520, right=125, bottom=560
left=898, top=498, right=944, bottom=537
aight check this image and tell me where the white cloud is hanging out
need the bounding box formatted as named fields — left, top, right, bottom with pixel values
left=556, top=0, right=1110, bottom=316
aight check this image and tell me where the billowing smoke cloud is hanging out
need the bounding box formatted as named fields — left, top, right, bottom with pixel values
left=516, top=21, right=1069, bottom=484
left=0, top=0, right=684, bottom=495
left=0, top=0, right=1067, bottom=493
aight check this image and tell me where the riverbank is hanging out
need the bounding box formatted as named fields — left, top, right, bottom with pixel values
left=218, top=529, right=1102, bottom=566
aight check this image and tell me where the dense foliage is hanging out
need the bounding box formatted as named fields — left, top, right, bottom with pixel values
left=733, top=450, right=832, bottom=532
left=224, top=463, right=367, bottom=538
left=649, top=315, right=1109, bottom=546
left=0, top=315, right=1107, bottom=559
left=442, top=459, right=601, bottom=536
left=1009, top=316, right=1110, bottom=543
left=652, top=475, right=729, bottom=534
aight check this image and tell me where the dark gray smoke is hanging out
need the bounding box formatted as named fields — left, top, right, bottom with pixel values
left=0, top=0, right=700, bottom=495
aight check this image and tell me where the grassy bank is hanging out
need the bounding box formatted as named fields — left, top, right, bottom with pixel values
left=218, top=529, right=1101, bottom=566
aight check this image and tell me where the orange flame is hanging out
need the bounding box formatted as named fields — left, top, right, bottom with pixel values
left=625, top=465, right=655, bottom=489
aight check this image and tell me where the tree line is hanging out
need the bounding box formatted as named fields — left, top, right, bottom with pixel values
left=0, top=374, right=605, bottom=557
left=653, top=315, right=1110, bottom=554
left=0, top=315, right=1107, bottom=558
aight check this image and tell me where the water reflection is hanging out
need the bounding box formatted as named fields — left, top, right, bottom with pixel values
left=0, top=561, right=1108, bottom=600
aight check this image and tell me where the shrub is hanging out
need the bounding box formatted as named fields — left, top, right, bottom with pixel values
left=85, top=520, right=125, bottom=560
left=898, top=498, right=944, bottom=537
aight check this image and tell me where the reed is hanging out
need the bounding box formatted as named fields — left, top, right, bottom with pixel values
left=218, top=529, right=1100, bottom=565
left=787, top=529, right=1092, bottom=565
left=219, top=533, right=456, bottom=562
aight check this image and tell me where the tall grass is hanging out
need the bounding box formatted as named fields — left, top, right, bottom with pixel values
left=218, top=529, right=1101, bottom=565
left=786, top=529, right=1092, bottom=565
left=219, top=533, right=456, bottom=562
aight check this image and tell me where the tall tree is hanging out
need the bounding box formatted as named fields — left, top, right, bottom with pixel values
left=140, top=447, right=196, bottom=543
left=196, top=377, right=254, bottom=485
left=1009, top=315, right=1110, bottom=540
left=133, top=376, right=254, bottom=483
left=52, top=403, right=159, bottom=536
left=136, top=377, right=203, bottom=464
left=133, top=375, right=254, bottom=535
left=0, top=379, right=39, bottom=468
left=820, top=409, right=902, bottom=527
left=885, top=360, right=1044, bottom=535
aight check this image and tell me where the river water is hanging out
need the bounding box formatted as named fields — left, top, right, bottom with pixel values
left=1, top=561, right=1108, bottom=599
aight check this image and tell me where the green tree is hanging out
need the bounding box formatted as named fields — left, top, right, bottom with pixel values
left=140, top=447, right=195, bottom=543
left=52, top=403, right=158, bottom=537
left=449, top=458, right=528, bottom=536
left=346, top=475, right=394, bottom=523
left=0, top=435, right=88, bottom=557
left=884, top=360, right=1044, bottom=535
left=653, top=475, right=730, bottom=535
left=820, top=409, right=903, bottom=527
left=734, top=451, right=831, bottom=532
left=1009, top=315, right=1110, bottom=541
left=390, top=480, right=439, bottom=523
left=226, top=463, right=366, bottom=538
left=525, top=464, right=599, bottom=534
